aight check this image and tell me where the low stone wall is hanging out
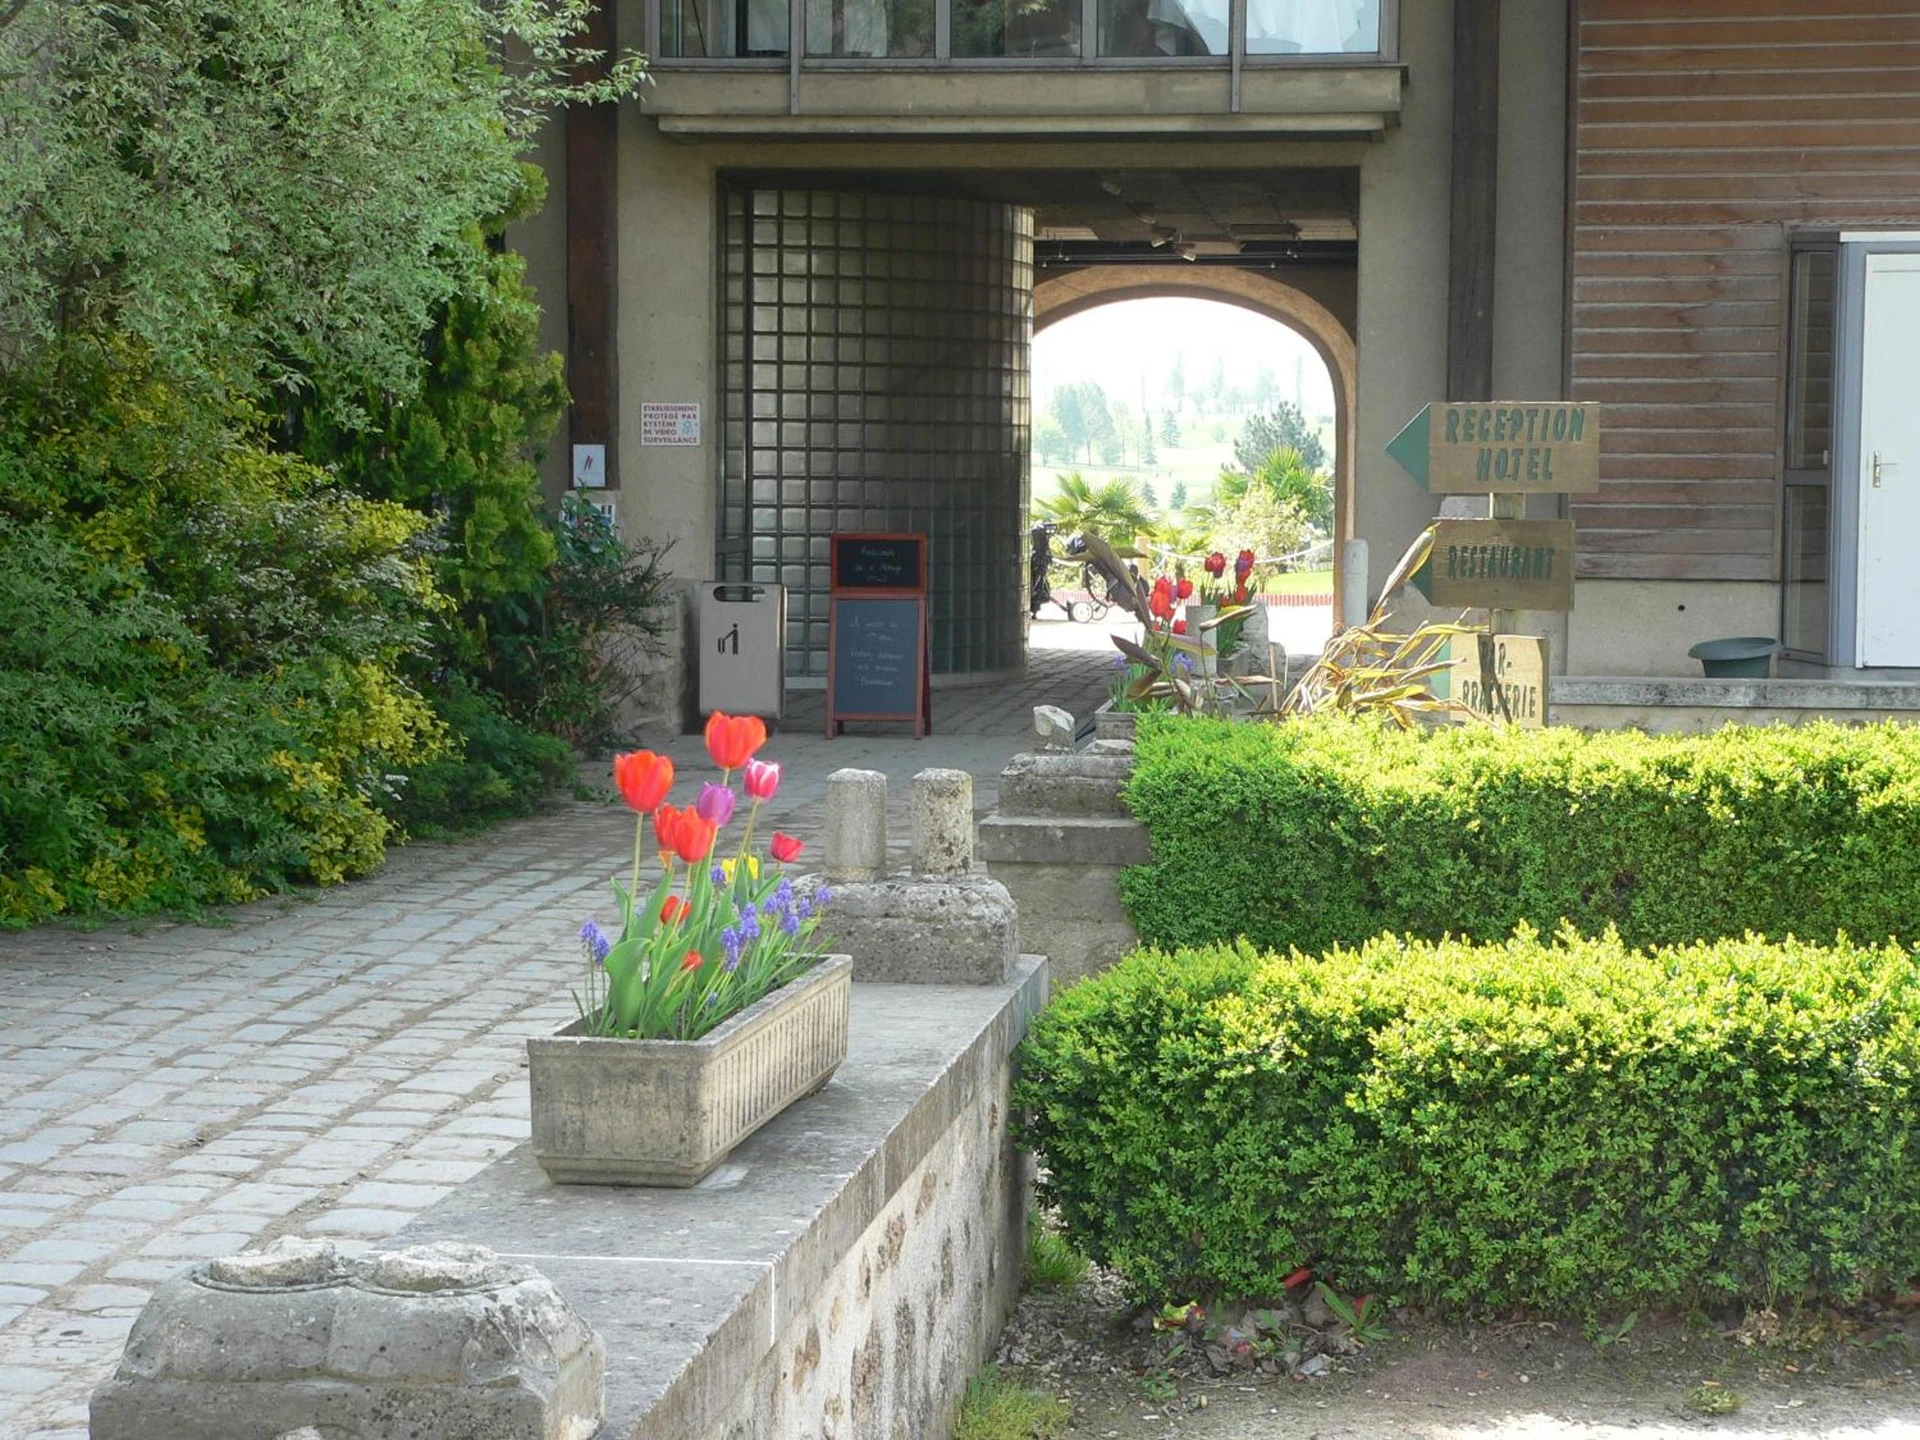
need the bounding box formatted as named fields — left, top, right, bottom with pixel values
left=388, top=962, right=1048, bottom=1440
left=1552, top=676, right=1920, bottom=733
left=978, top=713, right=1146, bottom=985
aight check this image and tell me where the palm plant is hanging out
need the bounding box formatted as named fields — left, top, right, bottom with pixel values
left=1034, top=472, right=1156, bottom=544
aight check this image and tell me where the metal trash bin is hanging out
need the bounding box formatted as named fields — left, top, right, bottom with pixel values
left=697, top=582, right=785, bottom=720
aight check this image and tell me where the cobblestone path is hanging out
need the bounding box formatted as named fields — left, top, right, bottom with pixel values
left=0, top=630, right=1114, bottom=1437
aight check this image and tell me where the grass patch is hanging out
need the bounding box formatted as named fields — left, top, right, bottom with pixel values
left=1025, top=1217, right=1089, bottom=1291
left=954, top=1366, right=1068, bottom=1440
left=1260, top=567, right=1334, bottom=596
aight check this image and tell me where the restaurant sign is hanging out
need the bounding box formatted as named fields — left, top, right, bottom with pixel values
left=1412, top=518, right=1576, bottom=612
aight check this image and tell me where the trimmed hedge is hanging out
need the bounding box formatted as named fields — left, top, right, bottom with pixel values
left=1013, top=929, right=1920, bottom=1312
left=1120, top=714, right=1920, bottom=955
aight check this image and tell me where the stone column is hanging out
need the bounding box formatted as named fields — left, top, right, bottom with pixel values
left=825, top=768, right=888, bottom=882
left=910, top=768, right=973, bottom=877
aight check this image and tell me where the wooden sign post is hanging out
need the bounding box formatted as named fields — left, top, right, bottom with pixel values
left=1389, top=400, right=1601, bottom=725
left=1411, top=518, right=1577, bottom=612
left=1386, top=402, right=1601, bottom=496
left=827, top=533, right=931, bottom=738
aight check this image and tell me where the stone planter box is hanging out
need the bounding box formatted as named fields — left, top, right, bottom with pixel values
left=1092, top=701, right=1138, bottom=743
left=528, top=954, right=852, bottom=1187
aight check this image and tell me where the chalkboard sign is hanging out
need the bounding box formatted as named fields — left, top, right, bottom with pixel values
left=833, top=533, right=926, bottom=591
left=828, top=597, right=927, bottom=734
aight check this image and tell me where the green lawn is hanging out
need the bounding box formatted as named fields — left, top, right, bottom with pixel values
left=1261, top=567, right=1334, bottom=596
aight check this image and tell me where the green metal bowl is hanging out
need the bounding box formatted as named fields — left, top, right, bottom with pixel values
left=1686, top=636, right=1782, bottom=679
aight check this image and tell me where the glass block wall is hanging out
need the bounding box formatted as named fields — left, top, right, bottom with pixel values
left=718, top=187, right=1034, bottom=681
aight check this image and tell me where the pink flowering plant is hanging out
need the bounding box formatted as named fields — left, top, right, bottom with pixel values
left=576, top=712, right=832, bottom=1041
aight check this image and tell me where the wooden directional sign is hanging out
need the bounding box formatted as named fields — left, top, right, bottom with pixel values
left=1387, top=401, right=1601, bottom=495
left=1441, top=633, right=1549, bottom=728
left=1412, top=519, right=1576, bottom=612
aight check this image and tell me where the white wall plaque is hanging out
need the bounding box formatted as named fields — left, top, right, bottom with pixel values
left=571, top=443, right=607, bottom=488
left=640, top=402, right=701, bottom=447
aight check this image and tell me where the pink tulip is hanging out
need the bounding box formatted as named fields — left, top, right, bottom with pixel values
left=743, top=759, right=781, bottom=802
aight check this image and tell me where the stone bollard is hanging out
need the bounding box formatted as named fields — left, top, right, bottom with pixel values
left=1031, top=705, right=1076, bottom=752
left=825, top=768, right=888, bottom=882
left=910, top=768, right=974, bottom=876
left=90, top=1237, right=604, bottom=1440
left=802, top=767, right=1018, bottom=985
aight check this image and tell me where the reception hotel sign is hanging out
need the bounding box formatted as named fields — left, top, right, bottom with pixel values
left=1387, top=401, right=1601, bottom=495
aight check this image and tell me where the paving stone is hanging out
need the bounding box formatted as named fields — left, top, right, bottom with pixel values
left=0, top=635, right=1118, bottom=1433
left=66, top=1287, right=151, bottom=1316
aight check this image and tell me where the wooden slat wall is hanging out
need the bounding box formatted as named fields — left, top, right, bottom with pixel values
left=1569, top=0, right=1920, bottom=581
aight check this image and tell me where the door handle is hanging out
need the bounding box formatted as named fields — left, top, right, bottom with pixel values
left=1874, top=451, right=1897, bottom=488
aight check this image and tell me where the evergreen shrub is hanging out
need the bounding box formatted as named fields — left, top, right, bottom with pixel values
left=1014, top=928, right=1920, bottom=1313
left=1120, top=713, right=1920, bottom=954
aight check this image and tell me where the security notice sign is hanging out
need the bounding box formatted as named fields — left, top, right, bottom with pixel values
left=640, top=402, right=701, bottom=446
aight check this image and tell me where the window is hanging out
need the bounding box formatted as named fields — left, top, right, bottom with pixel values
left=1782, top=244, right=1836, bottom=659
left=656, top=0, right=1384, bottom=59
left=951, top=0, right=1081, bottom=57
left=1246, top=0, right=1380, bottom=55
left=662, top=0, right=790, bottom=56
left=806, top=0, right=935, bottom=55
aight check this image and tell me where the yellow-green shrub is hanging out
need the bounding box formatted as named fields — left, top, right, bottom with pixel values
left=1121, top=713, right=1920, bottom=954
left=1014, top=929, right=1920, bottom=1313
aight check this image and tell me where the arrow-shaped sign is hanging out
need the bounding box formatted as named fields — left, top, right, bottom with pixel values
left=1387, top=402, right=1601, bottom=495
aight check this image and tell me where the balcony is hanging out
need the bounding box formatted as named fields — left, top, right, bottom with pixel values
left=640, top=0, right=1403, bottom=139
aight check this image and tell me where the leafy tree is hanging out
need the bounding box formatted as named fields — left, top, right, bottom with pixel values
left=1216, top=446, right=1333, bottom=534
left=1203, top=488, right=1311, bottom=571
left=288, top=170, right=567, bottom=672
left=1036, top=473, right=1155, bottom=545
left=1035, top=413, right=1069, bottom=465
left=1236, top=402, right=1328, bottom=476
left=0, top=0, right=639, bottom=415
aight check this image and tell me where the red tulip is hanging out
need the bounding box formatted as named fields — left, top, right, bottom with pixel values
left=612, top=750, right=674, bottom=814
left=660, top=896, right=688, bottom=926
left=675, top=811, right=717, bottom=865
left=769, top=832, right=804, bottom=864
left=1175, top=577, right=1193, bottom=600
left=653, top=804, right=715, bottom=865
left=1234, top=548, right=1256, bottom=580
left=1204, top=552, right=1226, bottom=576
left=680, top=949, right=704, bottom=972
left=705, top=711, right=767, bottom=772
left=1148, top=577, right=1174, bottom=621
left=742, top=758, right=780, bottom=802
left=653, top=804, right=684, bottom=861
left=1173, top=619, right=1188, bottom=636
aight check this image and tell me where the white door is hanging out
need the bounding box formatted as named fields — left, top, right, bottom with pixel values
left=1858, top=254, right=1920, bottom=666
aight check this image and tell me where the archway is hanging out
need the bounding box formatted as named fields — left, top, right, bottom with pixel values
left=1033, top=266, right=1358, bottom=553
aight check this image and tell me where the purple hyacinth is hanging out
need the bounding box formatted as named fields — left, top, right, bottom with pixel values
left=578, top=920, right=611, bottom=963
left=814, top=886, right=832, bottom=910
left=721, top=927, right=743, bottom=972
left=780, top=908, right=802, bottom=937
left=711, top=865, right=728, bottom=887
left=739, top=907, right=761, bottom=942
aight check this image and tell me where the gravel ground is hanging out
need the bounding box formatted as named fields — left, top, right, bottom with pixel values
left=995, top=1256, right=1920, bottom=1439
